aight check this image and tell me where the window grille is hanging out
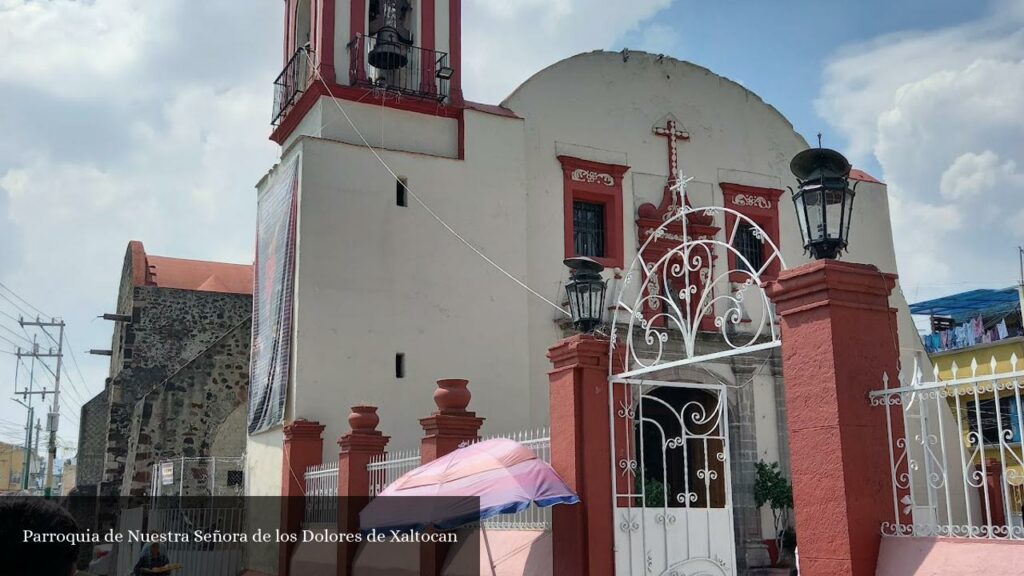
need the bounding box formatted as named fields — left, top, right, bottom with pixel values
left=733, top=223, right=764, bottom=273
left=573, top=201, right=606, bottom=258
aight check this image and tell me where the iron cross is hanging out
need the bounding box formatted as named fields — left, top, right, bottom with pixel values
left=653, top=119, right=690, bottom=184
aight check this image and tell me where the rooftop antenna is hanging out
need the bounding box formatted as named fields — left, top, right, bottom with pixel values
left=817, top=132, right=823, bottom=148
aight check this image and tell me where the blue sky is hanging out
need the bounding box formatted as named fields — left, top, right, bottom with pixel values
left=0, top=0, right=1021, bottom=453
left=617, top=0, right=989, bottom=177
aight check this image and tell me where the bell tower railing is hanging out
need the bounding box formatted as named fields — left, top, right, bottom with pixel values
left=272, top=46, right=314, bottom=127
left=349, top=34, right=450, bottom=102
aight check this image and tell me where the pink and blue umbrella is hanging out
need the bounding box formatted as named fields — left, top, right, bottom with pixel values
left=360, top=438, right=579, bottom=531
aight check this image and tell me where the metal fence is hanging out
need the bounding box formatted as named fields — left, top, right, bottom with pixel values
left=304, top=460, right=340, bottom=525
left=148, top=506, right=245, bottom=576
left=150, top=457, right=246, bottom=499
left=300, top=428, right=553, bottom=530
left=368, top=448, right=421, bottom=497
left=349, top=34, right=450, bottom=102
left=871, top=357, right=1024, bottom=539
left=272, top=46, right=313, bottom=126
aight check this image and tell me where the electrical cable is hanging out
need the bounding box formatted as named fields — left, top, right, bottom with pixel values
left=300, top=50, right=570, bottom=318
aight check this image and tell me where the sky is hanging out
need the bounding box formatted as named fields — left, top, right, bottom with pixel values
left=0, top=0, right=1021, bottom=454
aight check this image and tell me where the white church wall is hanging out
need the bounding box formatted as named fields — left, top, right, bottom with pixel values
left=288, top=107, right=530, bottom=458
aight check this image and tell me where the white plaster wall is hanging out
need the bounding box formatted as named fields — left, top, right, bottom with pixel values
left=289, top=107, right=529, bottom=457
left=435, top=1, right=450, bottom=62
left=284, top=96, right=459, bottom=158
left=334, top=3, right=352, bottom=87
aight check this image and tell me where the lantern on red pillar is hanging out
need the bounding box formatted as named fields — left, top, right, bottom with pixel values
left=789, top=146, right=857, bottom=260
left=563, top=257, right=608, bottom=333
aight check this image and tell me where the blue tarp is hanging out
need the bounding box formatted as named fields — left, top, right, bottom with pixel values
left=909, top=287, right=1020, bottom=322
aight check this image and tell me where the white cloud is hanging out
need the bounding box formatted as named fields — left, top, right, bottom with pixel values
left=463, top=0, right=673, bottom=103
left=818, top=4, right=1024, bottom=300
left=0, top=0, right=281, bottom=441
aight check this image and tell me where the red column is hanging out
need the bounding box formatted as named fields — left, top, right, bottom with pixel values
left=419, top=378, right=484, bottom=576
left=547, top=334, right=622, bottom=576
left=978, top=459, right=1007, bottom=530
left=766, top=260, right=899, bottom=576
left=279, top=419, right=327, bottom=576
left=337, top=406, right=390, bottom=576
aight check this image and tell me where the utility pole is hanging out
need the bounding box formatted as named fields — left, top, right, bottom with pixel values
left=33, top=418, right=41, bottom=491
left=17, top=317, right=65, bottom=497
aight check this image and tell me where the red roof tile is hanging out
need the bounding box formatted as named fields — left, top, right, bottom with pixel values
left=849, top=168, right=883, bottom=184
left=127, top=241, right=253, bottom=295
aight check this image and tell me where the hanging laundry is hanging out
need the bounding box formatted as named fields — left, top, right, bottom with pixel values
left=998, top=319, right=1009, bottom=340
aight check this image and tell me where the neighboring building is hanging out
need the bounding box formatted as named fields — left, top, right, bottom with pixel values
left=246, top=1, right=926, bottom=573
left=911, top=287, right=1024, bottom=532
left=76, top=241, right=253, bottom=498
left=61, top=458, right=76, bottom=496
left=0, top=441, right=40, bottom=493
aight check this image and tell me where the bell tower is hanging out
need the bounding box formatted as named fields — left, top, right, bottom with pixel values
left=272, top=0, right=464, bottom=144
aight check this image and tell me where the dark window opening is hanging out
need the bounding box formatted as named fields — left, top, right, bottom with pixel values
left=396, top=353, right=405, bottom=379
left=573, top=200, right=606, bottom=258
left=733, top=223, right=765, bottom=274
left=227, top=470, right=244, bottom=486
left=396, top=178, right=408, bottom=207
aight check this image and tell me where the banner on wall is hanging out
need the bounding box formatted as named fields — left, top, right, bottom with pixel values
left=248, top=159, right=299, bottom=434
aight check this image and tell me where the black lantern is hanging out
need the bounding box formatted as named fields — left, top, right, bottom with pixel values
left=789, top=147, right=857, bottom=260
left=563, top=257, right=607, bottom=333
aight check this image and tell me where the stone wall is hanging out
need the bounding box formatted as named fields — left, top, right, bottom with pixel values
left=75, top=385, right=109, bottom=488
left=100, top=285, right=252, bottom=494
left=119, top=318, right=252, bottom=496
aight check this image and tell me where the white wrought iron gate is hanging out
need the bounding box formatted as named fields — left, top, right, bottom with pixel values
left=608, top=175, right=786, bottom=576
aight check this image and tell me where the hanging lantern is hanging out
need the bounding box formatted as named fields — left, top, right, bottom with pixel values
left=563, top=257, right=607, bottom=333
left=789, top=147, right=857, bottom=260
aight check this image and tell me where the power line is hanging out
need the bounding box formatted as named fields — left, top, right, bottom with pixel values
left=0, top=281, right=50, bottom=318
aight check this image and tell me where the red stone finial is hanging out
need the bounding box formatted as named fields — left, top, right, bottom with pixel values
left=348, top=405, right=380, bottom=433
left=433, top=378, right=471, bottom=414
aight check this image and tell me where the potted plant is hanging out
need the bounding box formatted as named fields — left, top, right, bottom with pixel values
left=754, top=460, right=795, bottom=574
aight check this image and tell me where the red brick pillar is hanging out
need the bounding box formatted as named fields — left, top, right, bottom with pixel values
left=547, top=334, right=622, bottom=576
left=279, top=419, right=326, bottom=576
left=337, top=406, right=390, bottom=576
left=418, top=379, right=485, bottom=575
left=766, top=260, right=899, bottom=576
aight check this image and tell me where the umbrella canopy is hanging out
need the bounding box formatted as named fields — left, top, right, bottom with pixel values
left=360, top=438, right=579, bottom=531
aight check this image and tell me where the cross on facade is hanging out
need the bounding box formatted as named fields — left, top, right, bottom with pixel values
left=653, top=119, right=690, bottom=185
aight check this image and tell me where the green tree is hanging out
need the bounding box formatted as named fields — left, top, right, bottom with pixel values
left=754, top=460, right=794, bottom=564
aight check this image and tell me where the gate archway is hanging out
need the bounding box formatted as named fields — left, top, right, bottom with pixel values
left=609, top=177, right=786, bottom=576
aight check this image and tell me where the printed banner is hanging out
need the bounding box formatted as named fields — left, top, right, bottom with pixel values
left=249, top=159, right=299, bottom=434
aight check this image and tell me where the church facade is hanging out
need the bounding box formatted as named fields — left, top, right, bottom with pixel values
left=247, top=0, right=926, bottom=571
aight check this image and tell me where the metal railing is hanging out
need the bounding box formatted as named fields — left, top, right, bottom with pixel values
left=349, top=34, right=450, bottom=102
left=151, top=456, right=245, bottom=499
left=304, top=460, right=339, bottom=525
left=148, top=506, right=245, bottom=576
left=871, top=357, right=1024, bottom=539
left=272, top=46, right=313, bottom=127
left=368, top=448, right=421, bottom=497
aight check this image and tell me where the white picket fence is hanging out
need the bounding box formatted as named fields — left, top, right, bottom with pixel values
left=304, top=460, right=340, bottom=525
left=368, top=448, right=422, bottom=497
left=301, top=427, right=553, bottom=530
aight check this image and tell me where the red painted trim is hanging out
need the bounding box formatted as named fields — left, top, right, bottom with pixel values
left=720, top=182, right=783, bottom=282
left=318, top=0, right=336, bottom=84
left=419, top=0, right=437, bottom=94
left=449, top=0, right=463, bottom=105
left=558, top=155, right=629, bottom=269
left=284, top=0, right=296, bottom=63
left=270, top=81, right=464, bottom=142
left=350, top=0, right=365, bottom=42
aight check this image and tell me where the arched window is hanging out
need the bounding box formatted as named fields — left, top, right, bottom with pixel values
left=634, top=386, right=728, bottom=508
